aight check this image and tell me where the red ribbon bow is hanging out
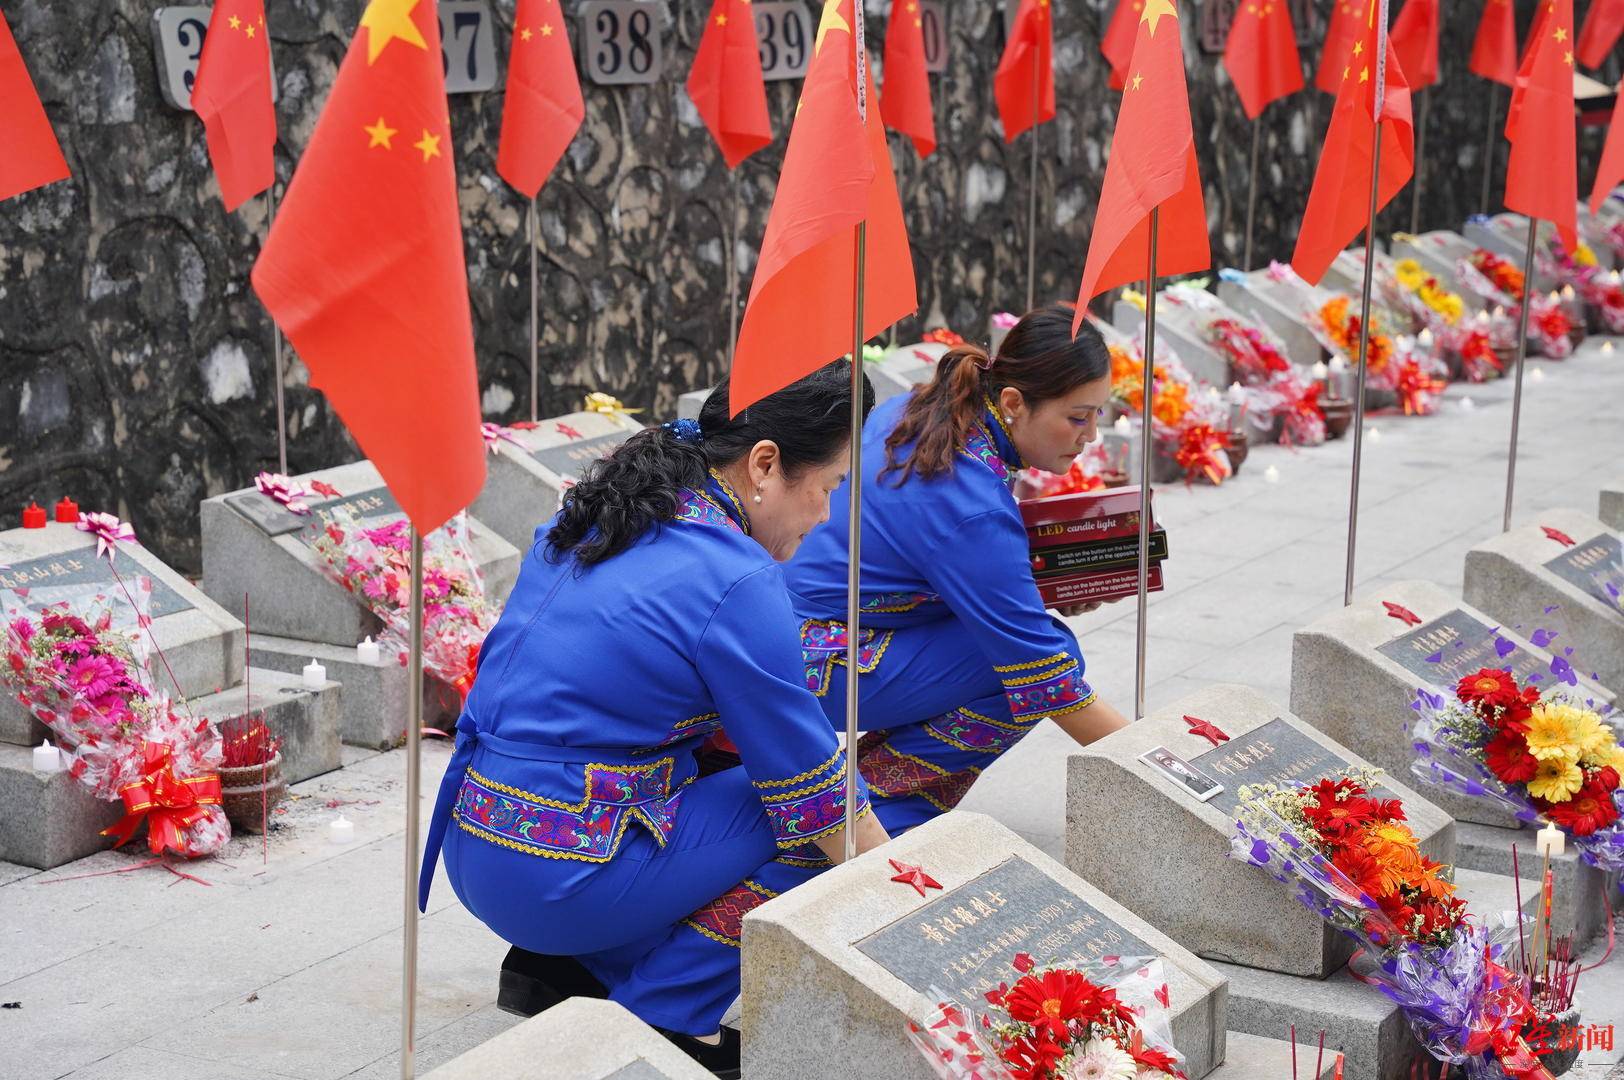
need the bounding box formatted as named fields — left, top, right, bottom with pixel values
left=1174, top=425, right=1231, bottom=486
left=453, top=643, right=482, bottom=703
left=1395, top=359, right=1446, bottom=416
left=101, top=741, right=222, bottom=856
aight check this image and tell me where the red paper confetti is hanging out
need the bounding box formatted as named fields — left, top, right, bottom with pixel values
left=1182, top=715, right=1230, bottom=746
left=1383, top=601, right=1423, bottom=627
left=889, top=858, right=943, bottom=897
left=309, top=480, right=341, bottom=498
left=1542, top=526, right=1576, bottom=546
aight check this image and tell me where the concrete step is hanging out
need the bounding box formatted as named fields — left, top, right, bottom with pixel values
left=1210, top=1031, right=1340, bottom=1079
left=249, top=634, right=458, bottom=750
left=189, top=666, right=342, bottom=785
left=1456, top=821, right=1618, bottom=947
left=1454, top=865, right=1545, bottom=926
left=0, top=742, right=124, bottom=869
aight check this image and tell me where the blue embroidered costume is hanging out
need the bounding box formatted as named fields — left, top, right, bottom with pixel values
left=785, top=393, right=1095, bottom=832
left=420, top=475, right=869, bottom=1035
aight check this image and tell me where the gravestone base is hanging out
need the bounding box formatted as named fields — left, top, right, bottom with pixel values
left=200, top=460, right=520, bottom=649
left=1212, top=1031, right=1339, bottom=1079
left=1290, top=580, right=1613, bottom=831
left=1602, top=479, right=1624, bottom=532
left=1456, top=822, right=1616, bottom=946
left=742, top=811, right=1227, bottom=1080
left=1389, top=231, right=1488, bottom=309
left=422, top=998, right=711, bottom=1080
left=0, top=742, right=127, bottom=869
left=0, top=522, right=244, bottom=746
left=1216, top=272, right=1329, bottom=369
left=189, top=667, right=343, bottom=785
left=248, top=634, right=444, bottom=750
left=1463, top=510, right=1624, bottom=693
left=1066, top=683, right=1454, bottom=979
left=472, top=411, right=643, bottom=552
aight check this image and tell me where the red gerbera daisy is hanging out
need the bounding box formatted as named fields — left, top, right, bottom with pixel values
left=1484, top=730, right=1541, bottom=784
left=1457, top=668, right=1523, bottom=713
left=1304, top=781, right=1381, bottom=840
left=1544, top=778, right=1621, bottom=836
left=1002, top=969, right=1102, bottom=1041
left=1330, top=843, right=1387, bottom=899
left=1130, top=1042, right=1186, bottom=1077
left=1003, top=1029, right=1068, bottom=1080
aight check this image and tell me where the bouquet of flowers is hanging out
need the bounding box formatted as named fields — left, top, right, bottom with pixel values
left=1391, top=258, right=1468, bottom=329
left=2, top=583, right=229, bottom=857
left=310, top=510, right=495, bottom=699
left=1314, top=295, right=1400, bottom=392
left=1456, top=251, right=1574, bottom=359
left=1108, top=343, right=1235, bottom=486
left=1231, top=771, right=1554, bottom=1078
left=1016, top=441, right=1114, bottom=500
left=1542, top=238, right=1624, bottom=334
left=905, top=954, right=1187, bottom=1080
left=1410, top=667, right=1624, bottom=873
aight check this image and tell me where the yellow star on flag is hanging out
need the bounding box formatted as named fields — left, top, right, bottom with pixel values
left=365, top=117, right=398, bottom=149
left=1564, top=49, right=1574, bottom=64
left=1553, top=25, right=1567, bottom=41
left=1140, top=0, right=1177, bottom=34
left=813, top=0, right=849, bottom=56
left=228, top=14, right=242, bottom=29
left=1342, top=65, right=1351, bottom=80
left=1359, top=65, right=1369, bottom=82
left=245, top=24, right=256, bottom=38
left=1131, top=72, right=1144, bottom=90
left=414, top=130, right=442, bottom=161
left=540, top=23, right=554, bottom=35
left=716, top=13, right=728, bottom=24
left=360, top=0, right=429, bottom=65
left=520, top=27, right=532, bottom=41
left=1352, top=40, right=1364, bottom=56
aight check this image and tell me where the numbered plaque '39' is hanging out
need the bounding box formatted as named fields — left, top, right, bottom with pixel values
left=581, top=0, right=664, bottom=85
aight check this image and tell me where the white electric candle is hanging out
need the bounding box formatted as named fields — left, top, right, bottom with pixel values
left=1494, top=305, right=1507, bottom=319
left=1311, top=360, right=1330, bottom=381
left=1476, top=310, right=1491, bottom=326
left=1227, top=382, right=1246, bottom=404
left=1263, top=465, right=1281, bottom=484
left=1560, top=285, right=1576, bottom=301
left=1603, top=340, right=1616, bottom=355
left=1548, top=290, right=1561, bottom=304
left=1367, top=427, right=1383, bottom=443
left=1459, top=396, right=1475, bottom=412
left=32, top=741, right=62, bottom=774
left=1417, top=328, right=1434, bottom=349
left=356, top=636, right=382, bottom=666
left=1329, top=356, right=1347, bottom=372
left=1113, top=415, right=1132, bottom=436
left=329, top=815, right=356, bottom=845
left=1537, top=822, right=1565, bottom=857
left=302, top=659, right=327, bottom=689
left=1531, top=366, right=1546, bottom=383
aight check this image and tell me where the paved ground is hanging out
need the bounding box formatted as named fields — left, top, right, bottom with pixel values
left=2, top=338, right=1621, bottom=1079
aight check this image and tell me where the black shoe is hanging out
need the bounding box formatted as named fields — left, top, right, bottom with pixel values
left=496, top=946, right=609, bottom=1018
left=658, top=1026, right=740, bottom=1079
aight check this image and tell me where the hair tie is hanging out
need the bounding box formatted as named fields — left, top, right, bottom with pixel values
left=662, top=418, right=704, bottom=444
left=974, top=350, right=995, bottom=371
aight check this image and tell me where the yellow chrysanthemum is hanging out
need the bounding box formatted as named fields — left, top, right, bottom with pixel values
left=1395, top=259, right=1426, bottom=291
left=1576, top=243, right=1599, bottom=267
left=1527, top=758, right=1585, bottom=803
left=1582, top=739, right=1624, bottom=772
left=1524, top=703, right=1585, bottom=762
left=1569, top=709, right=1617, bottom=755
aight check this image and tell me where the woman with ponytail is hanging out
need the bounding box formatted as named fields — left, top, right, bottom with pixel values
left=785, top=307, right=1130, bottom=836
left=419, top=361, right=888, bottom=1076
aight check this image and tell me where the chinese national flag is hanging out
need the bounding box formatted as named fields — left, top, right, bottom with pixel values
left=1590, top=93, right=1624, bottom=213
left=1316, top=0, right=1363, bottom=93
left=730, top=0, right=917, bottom=414
left=1577, top=0, right=1624, bottom=69
left=1469, top=0, right=1519, bottom=85
left=0, top=9, right=70, bottom=203
left=192, top=1, right=277, bottom=212
left=882, top=0, right=936, bottom=156
left=1223, top=0, right=1305, bottom=120
left=1389, top=0, right=1441, bottom=89
left=687, top=0, right=772, bottom=168
left=996, top=0, right=1055, bottom=140
left=252, top=0, right=484, bottom=534
left=497, top=0, right=585, bottom=196
left=1102, top=0, right=1139, bottom=92
left=1292, top=2, right=1414, bottom=285
left=1504, top=0, right=1578, bottom=248
left=1073, top=0, right=1209, bottom=315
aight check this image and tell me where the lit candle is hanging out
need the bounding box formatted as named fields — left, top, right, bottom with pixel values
left=1227, top=382, right=1247, bottom=405
left=329, top=815, right=356, bottom=845
left=356, top=636, right=382, bottom=666
left=1113, top=415, right=1132, bottom=436
left=1531, top=366, right=1546, bottom=383
left=1548, top=290, right=1561, bottom=304
left=1476, top=310, right=1491, bottom=326
left=1459, top=397, right=1475, bottom=412
left=1494, top=305, right=1507, bottom=319
left=53, top=497, right=79, bottom=524
left=1328, top=356, right=1347, bottom=373
left=21, top=503, right=46, bottom=529
left=1560, top=285, right=1575, bottom=301
left=1602, top=341, right=1615, bottom=355
left=1610, top=269, right=1622, bottom=285
left=1311, top=361, right=1329, bottom=381
left=1416, top=328, right=1434, bottom=349
left=1263, top=465, right=1281, bottom=484
left=1367, top=427, right=1383, bottom=443
left=302, top=659, right=327, bottom=689
left=1537, top=822, right=1565, bottom=857
left=32, top=741, right=62, bottom=774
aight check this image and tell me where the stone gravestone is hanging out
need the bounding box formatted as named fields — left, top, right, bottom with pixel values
left=471, top=409, right=643, bottom=553
left=1113, top=296, right=1230, bottom=387
left=743, top=811, right=1227, bottom=1079
left=1320, top=247, right=1398, bottom=303
left=1291, top=580, right=1616, bottom=944
left=422, top=998, right=711, bottom=1080
left=1602, top=477, right=1624, bottom=532
left=1067, top=682, right=1455, bottom=980
left=678, top=344, right=944, bottom=421
left=1390, top=231, right=1489, bottom=309
left=1216, top=268, right=1332, bottom=368
left=1464, top=510, right=1624, bottom=693
left=0, top=522, right=244, bottom=747
left=1462, top=215, right=1561, bottom=292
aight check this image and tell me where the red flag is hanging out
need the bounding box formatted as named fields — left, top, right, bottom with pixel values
left=1591, top=93, right=1624, bottom=213
left=1291, top=1, right=1415, bottom=285
left=191, top=0, right=277, bottom=212
left=1389, top=0, right=1441, bottom=89
left=497, top=0, right=585, bottom=196
left=252, top=0, right=484, bottom=534
left=1469, top=0, right=1520, bottom=85
left=0, top=9, right=70, bottom=202
left=997, top=0, right=1055, bottom=140
left=1223, top=0, right=1306, bottom=120
left=731, top=0, right=917, bottom=414
left=1577, top=0, right=1624, bottom=68
left=881, top=0, right=936, bottom=156
left=1504, top=0, right=1578, bottom=249
left=1102, top=0, right=1142, bottom=92
left=687, top=0, right=772, bottom=168
left=1316, top=0, right=1364, bottom=94
left=1073, top=0, right=1210, bottom=315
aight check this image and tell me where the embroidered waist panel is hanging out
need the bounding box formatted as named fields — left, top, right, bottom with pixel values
left=800, top=618, right=894, bottom=697
left=453, top=759, right=683, bottom=863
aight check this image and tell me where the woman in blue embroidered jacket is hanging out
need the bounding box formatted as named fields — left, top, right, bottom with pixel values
left=420, top=362, right=888, bottom=1072
left=785, top=307, right=1130, bottom=833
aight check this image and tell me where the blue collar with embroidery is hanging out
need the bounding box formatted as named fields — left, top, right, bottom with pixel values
left=702, top=470, right=753, bottom=535
left=978, top=399, right=1024, bottom=473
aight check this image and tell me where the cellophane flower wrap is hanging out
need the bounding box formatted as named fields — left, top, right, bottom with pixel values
left=1, top=584, right=229, bottom=857
left=310, top=509, right=495, bottom=698
left=1229, top=770, right=1553, bottom=1079
left=905, top=954, right=1187, bottom=1080
left=1107, top=340, right=1234, bottom=486
left=1456, top=250, right=1575, bottom=359
left=1410, top=666, right=1624, bottom=877
left=1540, top=237, right=1624, bottom=335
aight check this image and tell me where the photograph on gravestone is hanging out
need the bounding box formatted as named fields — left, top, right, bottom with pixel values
left=1376, top=609, right=1555, bottom=691
left=1543, top=534, right=1624, bottom=616
left=855, top=857, right=1155, bottom=1008
left=1139, top=746, right=1225, bottom=802
left=531, top=430, right=640, bottom=480
left=0, top=552, right=192, bottom=623
left=1193, top=717, right=1386, bottom=814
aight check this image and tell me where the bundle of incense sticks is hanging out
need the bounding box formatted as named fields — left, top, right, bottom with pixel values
left=1511, top=843, right=1588, bottom=1015
left=1285, top=1026, right=1330, bottom=1079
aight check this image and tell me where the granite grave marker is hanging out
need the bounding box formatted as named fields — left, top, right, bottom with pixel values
left=422, top=998, right=711, bottom=1080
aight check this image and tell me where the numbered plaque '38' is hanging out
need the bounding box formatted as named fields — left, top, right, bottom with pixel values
left=581, top=0, right=663, bottom=85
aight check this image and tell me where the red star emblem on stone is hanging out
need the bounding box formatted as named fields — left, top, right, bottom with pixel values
left=1542, top=526, right=1575, bottom=547
left=1383, top=601, right=1423, bottom=627
left=1182, top=715, right=1229, bottom=747
left=555, top=422, right=584, bottom=441
left=889, top=859, right=942, bottom=897
left=309, top=480, right=342, bottom=498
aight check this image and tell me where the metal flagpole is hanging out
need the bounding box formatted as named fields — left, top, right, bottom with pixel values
left=1480, top=86, right=1500, bottom=216
left=1133, top=209, right=1161, bottom=721
left=728, top=175, right=742, bottom=362
left=844, top=0, right=870, bottom=863
left=266, top=184, right=289, bottom=476
left=400, top=530, right=425, bottom=1078
left=529, top=198, right=540, bottom=423
left=1027, top=61, right=1040, bottom=312
left=1244, top=117, right=1262, bottom=270
left=1343, top=0, right=1391, bottom=606
left=1502, top=220, right=1538, bottom=532
left=1409, top=88, right=1429, bottom=235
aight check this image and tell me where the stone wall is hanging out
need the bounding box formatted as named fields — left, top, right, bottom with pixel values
left=1, top=0, right=1616, bottom=570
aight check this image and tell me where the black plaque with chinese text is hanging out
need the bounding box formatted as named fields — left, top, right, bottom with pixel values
left=228, top=486, right=403, bottom=545
left=1544, top=534, right=1624, bottom=616
left=1194, top=718, right=1368, bottom=813
left=1377, top=608, right=1551, bottom=689
left=531, top=431, right=637, bottom=480
left=0, top=550, right=192, bottom=622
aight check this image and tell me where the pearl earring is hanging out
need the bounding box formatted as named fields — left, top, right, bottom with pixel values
left=1004, top=414, right=1015, bottom=424
left=753, top=492, right=763, bottom=504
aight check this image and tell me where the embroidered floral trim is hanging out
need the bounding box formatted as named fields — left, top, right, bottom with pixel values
left=857, top=733, right=981, bottom=813
left=959, top=422, right=1011, bottom=482
left=754, top=749, right=866, bottom=847
left=682, top=879, right=779, bottom=948
left=672, top=489, right=745, bottom=534
left=923, top=705, right=1039, bottom=754
left=982, top=399, right=1024, bottom=470
left=643, top=711, right=723, bottom=751
left=706, top=470, right=753, bottom=536
left=994, top=651, right=1073, bottom=674
left=452, top=760, right=683, bottom=862
left=860, top=590, right=941, bottom=613
left=800, top=618, right=895, bottom=697
left=752, top=744, right=844, bottom=791
left=1001, top=660, right=1081, bottom=688
left=1003, top=660, right=1096, bottom=722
